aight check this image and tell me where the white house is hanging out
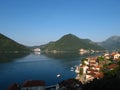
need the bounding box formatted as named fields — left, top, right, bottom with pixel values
left=83, top=65, right=89, bottom=74
left=114, top=53, right=120, bottom=60
left=104, top=53, right=110, bottom=59
left=75, top=66, right=80, bottom=74
left=33, top=48, right=41, bottom=52
left=84, top=60, right=89, bottom=65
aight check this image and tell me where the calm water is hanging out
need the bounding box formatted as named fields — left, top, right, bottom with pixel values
left=0, top=52, right=96, bottom=90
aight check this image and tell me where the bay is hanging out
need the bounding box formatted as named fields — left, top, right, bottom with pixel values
left=0, top=52, right=96, bottom=90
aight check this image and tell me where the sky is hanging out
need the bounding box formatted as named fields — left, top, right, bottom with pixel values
left=0, top=0, right=120, bottom=46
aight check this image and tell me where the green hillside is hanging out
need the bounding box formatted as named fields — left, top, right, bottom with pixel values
left=0, top=33, right=30, bottom=52
left=99, top=36, right=120, bottom=50
left=40, top=34, right=104, bottom=52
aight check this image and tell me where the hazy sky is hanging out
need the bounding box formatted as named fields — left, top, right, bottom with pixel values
left=0, top=0, right=120, bottom=46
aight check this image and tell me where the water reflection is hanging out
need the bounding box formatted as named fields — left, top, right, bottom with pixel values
left=34, top=51, right=41, bottom=55
left=0, top=53, right=30, bottom=63
left=44, top=52, right=81, bottom=59
left=43, top=52, right=95, bottom=59
left=43, top=52, right=102, bottom=67
left=42, top=52, right=91, bottom=69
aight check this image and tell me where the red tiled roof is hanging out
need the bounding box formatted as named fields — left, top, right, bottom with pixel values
left=87, top=72, right=96, bottom=76
left=111, top=52, right=116, bottom=56
left=90, top=62, right=96, bottom=64
left=95, top=65, right=101, bottom=68
left=87, top=69, right=98, bottom=72
left=23, top=80, right=45, bottom=87
left=90, top=65, right=95, bottom=67
left=94, top=72, right=104, bottom=78
left=108, top=64, right=119, bottom=69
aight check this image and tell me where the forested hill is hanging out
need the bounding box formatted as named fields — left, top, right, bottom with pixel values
left=99, top=36, right=120, bottom=50
left=0, top=33, right=30, bottom=52
left=40, top=34, right=104, bottom=52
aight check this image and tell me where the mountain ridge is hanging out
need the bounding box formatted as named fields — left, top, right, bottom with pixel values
left=99, top=35, right=120, bottom=50
left=0, top=33, right=30, bottom=52
left=1, top=33, right=120, bottom=52
left=40, top=34, right=104, bottom=52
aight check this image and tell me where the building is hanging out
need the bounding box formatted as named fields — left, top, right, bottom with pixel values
left=75, top=57, right=104, bottom=84
left=114, top=53, right=120, bottom=60
left=104, top=53, right=111, bottom=59
left=33, top=48, right=41, bottom=52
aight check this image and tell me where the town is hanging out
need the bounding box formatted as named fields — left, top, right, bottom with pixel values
left=75, top=51, right=120, bottom=84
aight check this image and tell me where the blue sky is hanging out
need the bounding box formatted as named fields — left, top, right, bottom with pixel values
left=0, top=0, right=120, bottom=46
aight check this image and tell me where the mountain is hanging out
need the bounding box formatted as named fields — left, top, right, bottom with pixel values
left=40, top=34, right=104, bottom=52
left=0, top=33, right=30, bottom=52
left=99, top=36, right=120, bottom=50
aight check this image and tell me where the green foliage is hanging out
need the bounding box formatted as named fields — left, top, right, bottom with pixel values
left=102, top=63, right=119, bottom=77
left=0, top=53, right=29, bottom=62
left=97, top=56, right=105, bottom=61
left=81, top=58, right=88, bottom=65
left=80, top=68, right=83, bottom=75
left=0, top=33, right=30, bottom=52
left=109, top=57, right=114, bottom=62
left=118, top=61, right=120, bottom=66
left=105, top=69, right=118, bottom=77
left=40, top=34, right=104, bottom=51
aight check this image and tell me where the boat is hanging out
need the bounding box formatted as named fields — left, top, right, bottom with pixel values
left=70, top=67, right=74, bottom=71
left=56, top=74, right=61, bottom=77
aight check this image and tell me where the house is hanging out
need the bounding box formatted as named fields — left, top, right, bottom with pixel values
left=84, top=60, right=89, bottom=65
left=21, top=80, right=45, bottom=90
left=79, top=48, right=85, bottom=52
left=104, top=53, right=111, bottom=59
left=108, top=64, right=119, bottom=70
left=89, top=58, right=96, bottom=63
left=79, top=48, right=88, bottom=55
left=114, top=53, right=120, bottom=60
left=86, top=74, right=94, bottom=81
left=94, top=65, right=101, bottom=71
left=75, top=66, right=80, bottom=74
left=94, top=72, right=104, bottom=79
left=83, top=65, right=89, bottom=74
left=75, top=56, right=105, bottom=84
left=86, top=72, right=95, bottom=81
left=33, top=48, right=41, bottom=52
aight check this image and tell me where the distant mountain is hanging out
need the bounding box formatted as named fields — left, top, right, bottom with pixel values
left=0, top=33, right=30, bottom=52
left=99, top=36, right=120, bottom=50
left=40, top=34, right=104, bottom=52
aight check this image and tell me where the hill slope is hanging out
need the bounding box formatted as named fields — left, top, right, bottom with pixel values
left=99, top=36, right=120, bottom=50
left=0, top=33, right=30, bottom=52
left=40, top=34, right=104, bottom=51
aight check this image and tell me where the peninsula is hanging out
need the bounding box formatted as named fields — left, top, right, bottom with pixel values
left=75, top=51, right=120, bottom=84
